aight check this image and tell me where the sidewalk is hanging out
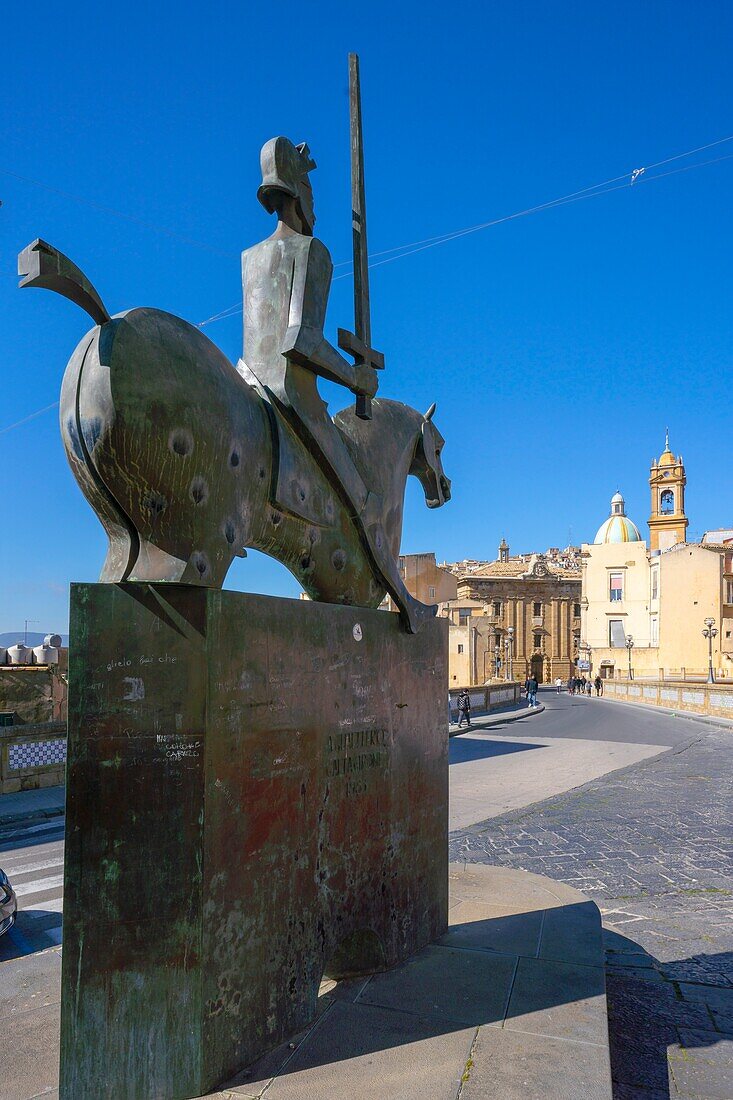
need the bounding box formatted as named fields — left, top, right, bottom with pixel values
left=449, top=699, right=544, bottom=736
left=200, top=864, right=611, bottom=1100
left=0, top=785, right=65, bottom=829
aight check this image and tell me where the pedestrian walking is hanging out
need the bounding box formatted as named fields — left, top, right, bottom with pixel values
left=555, top=677, right=562, bottom=694
left=567, top=676, right=573, bottom=695
left=527, top=675, right=539, bottom=708
left=586, top=679, right=593, bottom=696
left=456, top=688, right=471, bottom=728
left=594, top=675, right=603, bottom=697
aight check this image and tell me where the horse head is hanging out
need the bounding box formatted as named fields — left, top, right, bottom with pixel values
left=411, top=403, right=451, bottom=509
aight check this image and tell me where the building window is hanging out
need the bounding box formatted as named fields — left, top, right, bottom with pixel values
left=726, top=580, right=733, bottom=604
left=609, top=619, right=626, bottom=648
left=533, top=633, right=542, bottom=649
left=428, top=586, right=436, bottom=599
left=650, top=616, right=658, bottom=646
left=493, top=600, right=502, bottom=617
left=533, top=602, right=542, bottom=616
left=652, top=571, right=659, bottom=600
left=609, top=573, right=624, bottom=602
left=457, top=644, right=464, bottom=654
left=459, top=609, right=471, bottom=624
left=573, top=603, right=581, bottom=618
left=660, top=489, right=674, bottom=515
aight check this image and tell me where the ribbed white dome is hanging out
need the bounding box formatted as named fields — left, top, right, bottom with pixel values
left=594, top=515, right=642, bottom=544
left=594, top=491, right=642, bottom=544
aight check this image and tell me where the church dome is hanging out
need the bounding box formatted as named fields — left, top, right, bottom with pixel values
left=594, top=491, right=642, bottom=544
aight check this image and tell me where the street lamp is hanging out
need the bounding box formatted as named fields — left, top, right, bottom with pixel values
left=625, top=635, right=634, bottom=681
left=702, top=617, right=718, bottom=684
left=507, top=626, right=515, bottom=681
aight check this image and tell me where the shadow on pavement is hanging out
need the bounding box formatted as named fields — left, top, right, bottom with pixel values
left=604, top=929, right=733, bottom=1099
left=0, top=819, right=65, bottom=855
left=449, top=736, right=546, bottom=765
left=0, top=909, right=63, bottom=961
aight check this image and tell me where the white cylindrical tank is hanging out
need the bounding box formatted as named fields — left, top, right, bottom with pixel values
left=44, top=634, right=63, bottom=649
left=33, top=644, right=59, bottom=666
left=7, top=643, right=32, bottom=665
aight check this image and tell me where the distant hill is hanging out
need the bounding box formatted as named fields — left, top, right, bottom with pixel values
left=0, top=631, right=69, bottom=648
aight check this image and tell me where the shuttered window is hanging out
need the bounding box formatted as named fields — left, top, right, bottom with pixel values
left=609, top=620, right=626, bottom=648
left=609, top=573, right=623, bottom=602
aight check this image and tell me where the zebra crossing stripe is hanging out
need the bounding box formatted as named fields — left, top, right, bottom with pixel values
left=13, top=873, right=64, bottom=897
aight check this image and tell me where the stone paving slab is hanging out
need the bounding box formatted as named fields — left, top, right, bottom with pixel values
left=202, top=863, right=612, bottom=1100
left=450, top=723, right=733, bottom=1098
left=459, top=1027, right=612, bottom=1100
left=669, top=1029, right=733, bottom=1099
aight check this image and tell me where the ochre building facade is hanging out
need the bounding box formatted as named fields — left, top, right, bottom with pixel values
left=442, top=544, right=581, bottom=685
left=582, top=436, right=733, bottom=680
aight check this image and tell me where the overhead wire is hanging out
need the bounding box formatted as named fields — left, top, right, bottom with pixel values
left=0, top=401, right=60, bottom=436
left=2, top=133, right=732, bottom=435
left=199, top=134, right=733, bottom=322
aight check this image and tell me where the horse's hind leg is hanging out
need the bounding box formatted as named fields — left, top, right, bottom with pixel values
left=127, top=538, right=189, bottom=583
left=99, top=523, right=139, bottom=583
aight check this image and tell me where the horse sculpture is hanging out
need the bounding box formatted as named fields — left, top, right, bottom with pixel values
left=18, top=239, right=451, bottom=616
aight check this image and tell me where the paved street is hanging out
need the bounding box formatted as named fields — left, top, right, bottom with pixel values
left=451, top=690, right=733, bottom=1099
left=0, top=814, right=65, bottom=1100
left=1, top=692, right=731, bottom=1099
left=0, top=815, right=65, bottom=958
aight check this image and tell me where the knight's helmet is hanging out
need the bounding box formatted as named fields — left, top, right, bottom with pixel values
left=257, top=137, right=316, bottom=217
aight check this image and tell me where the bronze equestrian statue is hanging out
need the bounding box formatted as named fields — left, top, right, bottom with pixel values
left=18, top=139, right=450, bottom=633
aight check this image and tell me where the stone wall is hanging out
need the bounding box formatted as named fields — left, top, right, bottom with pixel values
left=449, top=681, right=522, bottom=722
left=602, top=678, right=733, bottom=720
left=0, top=721, right=67, bottom=794
left=0, top=666, right=68, bottom=724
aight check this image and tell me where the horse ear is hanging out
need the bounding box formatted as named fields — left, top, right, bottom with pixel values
left=424, top=402, right=436, bottom=422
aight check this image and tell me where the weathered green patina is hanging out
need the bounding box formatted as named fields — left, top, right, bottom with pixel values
left=60, top=583, right=448, bottom=1098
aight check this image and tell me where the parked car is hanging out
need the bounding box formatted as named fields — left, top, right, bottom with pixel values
left=0, top=868, right=17, bottom=936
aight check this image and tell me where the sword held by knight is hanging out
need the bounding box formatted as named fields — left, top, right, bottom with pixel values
left=16, top=53, right=451, bottom=634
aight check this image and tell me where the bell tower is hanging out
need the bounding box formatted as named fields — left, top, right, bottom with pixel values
left=649, top=429, right=688, bottom=551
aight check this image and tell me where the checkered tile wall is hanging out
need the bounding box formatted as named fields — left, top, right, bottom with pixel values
left=8, top=738, right=67, bottom=771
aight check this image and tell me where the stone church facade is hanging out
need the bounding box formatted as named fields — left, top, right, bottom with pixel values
left=444, top=543, right=582, bottom=684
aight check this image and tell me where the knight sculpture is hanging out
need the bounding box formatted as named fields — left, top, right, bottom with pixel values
left=17, top=66, right=450, bottom=633
left=19, top=55, right=452, bottom=1100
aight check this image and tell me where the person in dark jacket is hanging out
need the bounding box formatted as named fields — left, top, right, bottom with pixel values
left=527, top=676, right=539, bottom=708
left=456, top=689, right=471, bottom=728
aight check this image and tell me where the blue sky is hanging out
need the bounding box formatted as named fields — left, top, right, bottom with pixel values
left=1, top=0, right=732, bottom=633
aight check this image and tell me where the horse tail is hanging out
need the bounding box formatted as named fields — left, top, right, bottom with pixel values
left=18, top=238, right=111, bottom=326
